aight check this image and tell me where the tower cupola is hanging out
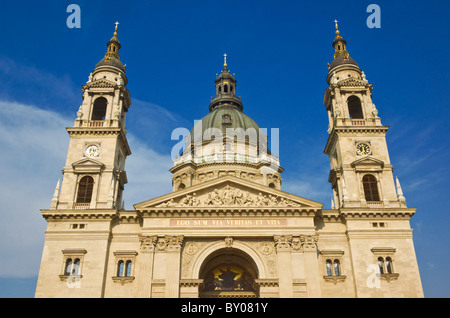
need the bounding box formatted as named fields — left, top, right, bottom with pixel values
left=209, top=54, right=243, bottom=112
left=94, top=22, right=127, bottom=74
left=327, top=20, right=359, bottom=75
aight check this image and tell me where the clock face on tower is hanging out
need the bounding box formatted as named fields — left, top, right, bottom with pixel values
left=356, top=142, right=371, bottom=156
left=85, top=144, right=100, bottom=157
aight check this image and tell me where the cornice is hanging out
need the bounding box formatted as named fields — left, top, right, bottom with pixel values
left=41, top=209, right=119, bottom=220
left=139, top=207, right=319, bottom=218
left=66, top=127, right=131, bottom=156
left=66, top=127, right=123, bottom=135
left=170, top=160, right=284, bottom=174
left=339, top=207, right=416, bottom=219
left=324, top=125, right=389, bottom=155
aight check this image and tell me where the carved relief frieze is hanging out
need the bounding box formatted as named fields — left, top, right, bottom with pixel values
left=156, top=185, right=301, bottom=208
left=251, top=240, right=277, bottom=278
left=181, top=240, right=209, bottom=279
left=259, top=242, right=274, bottom=255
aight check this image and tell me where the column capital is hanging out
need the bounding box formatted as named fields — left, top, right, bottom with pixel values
left=139, top=235, right=157, bottom=252
left=165, top=235, right=184, bottom=252
left=300, top=234, right=318, bottom=252
left=274, top=235, right=293, bottom=252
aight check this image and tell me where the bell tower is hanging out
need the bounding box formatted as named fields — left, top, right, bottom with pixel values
left=51, top=22, right=131, bottom=210
left=323, top=21, right=406, bottom=209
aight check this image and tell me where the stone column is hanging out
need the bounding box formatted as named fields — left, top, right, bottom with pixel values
left=274, top=235, right=294, bottom=298
left=137, top=235, right=157, bottom=298
left=165, top=235, right=184, bottom=298
left=300, top=235, right=321, bottom=297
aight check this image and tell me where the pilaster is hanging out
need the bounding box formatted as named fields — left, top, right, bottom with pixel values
left=300, top=235, right=321, bottom=297
left=274, top=235, right=293, bottom=297
left=136, top=235, right=157, bottom=298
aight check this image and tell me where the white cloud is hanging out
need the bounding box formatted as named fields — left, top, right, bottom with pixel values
left=0, top=100, right=175, bottom=277
left=0, top=101, right=71, bottom=277
left=123, top=134, right=173, bottom=208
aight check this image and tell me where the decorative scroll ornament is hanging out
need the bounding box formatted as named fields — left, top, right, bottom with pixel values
left=225, top=237, right=233, bottom=248
left=184, top=242, right=198, bottom=255
left=156, top=185, right=300, bottom=208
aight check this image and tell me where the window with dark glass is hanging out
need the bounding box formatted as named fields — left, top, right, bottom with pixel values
left=386, top=257, right=393, bottom=274
left=326, top=259, right=332, bottom=276
left=378, top=257, right=385, bottom=274
left=76, top=176, right=94, bottom=203
left=125, top=261, right=132, bottom=277
left=117, top=260, right=124, bottom=277
left=334, top=260, right=340, bottom=276
left=363, top=174, right=380, bottom=201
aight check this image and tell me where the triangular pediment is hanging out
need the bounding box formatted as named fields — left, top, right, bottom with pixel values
left=72, top=158, right=105, bottom=173
left=134, top=176, right=323, bottom=210
left=85, top=78, right=117, bottom=89
left=350, top=156, right=384, bottom=170
left=337, top=77, right=369, bottom=87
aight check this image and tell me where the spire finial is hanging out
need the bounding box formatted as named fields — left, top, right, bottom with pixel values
left=114, top=21, right=119, bottom=34
left=334, top=19, right=340, bottom=36
left=104, top=21, right=121, bottom=60
left=223, top=53, right=227, bottom=69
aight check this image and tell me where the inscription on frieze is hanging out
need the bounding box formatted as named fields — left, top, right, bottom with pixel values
left=170, top=219, right=287, bottom=227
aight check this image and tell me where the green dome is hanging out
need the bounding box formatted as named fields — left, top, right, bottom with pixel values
left=190, top=106, right=262, bottom=145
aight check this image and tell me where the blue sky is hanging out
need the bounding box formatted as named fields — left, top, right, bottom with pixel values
left=0, top=0, right=449, bottom=297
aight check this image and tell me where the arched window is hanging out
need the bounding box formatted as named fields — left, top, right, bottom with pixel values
left=326, top=259, right=332, bottom=276
left=224, top=84, right=228, bottom=93
left=76, top=176, right=94, bottom=203
left=334, top=260, right=340, bottom=276
left=125, top=261, right=132, bottom=277
left=218, top=86, right=222, bottom=93
left=117, top=260, right=124, bottom=277
left=347, top=96, right=364, bottom=119
left=92, top=97, right=107, bottom=120
left=64, top=258, right=73, bottom=275
left=378, top=257, right=385, bottom=274
left=268, top=183, right=275, bottom=189
left=178, top=183, right=186, bottom=190
left=386, top=257, right=393, bottom=274
left=230, top=85, right=234, bottom=92
left=362, top=174, right=380, bottom=202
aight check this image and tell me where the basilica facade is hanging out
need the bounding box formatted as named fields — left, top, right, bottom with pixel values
left=35, top=22, right=423, bottom=298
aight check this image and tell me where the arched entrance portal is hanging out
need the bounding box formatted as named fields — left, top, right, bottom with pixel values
left=199, top=248, right=259, bottom=298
